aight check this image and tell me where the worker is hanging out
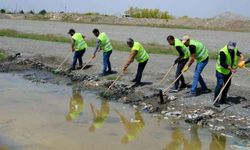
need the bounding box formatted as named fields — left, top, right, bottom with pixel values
left=92, top=29, right=114, bottom=76
left=65, top=89, right=84, bottom=121
left=68, top=29, right=88, bottom=71
left=122, top=38, right=149, bottom=86
left=166, top=35, right=190, bottom=93
left=182, top=35, right=211, bottom=98
left=115, top=110, right=145, bottom=145
left=213, top=41, right=244, bottom=107
left=89, top=101, right=110, bottom=133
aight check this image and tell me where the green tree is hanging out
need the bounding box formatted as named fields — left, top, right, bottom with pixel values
left=29, top=10, right=34, bottom=14
left=0, top=9, right=6, bottom=14
left=125, top=7, right=172, bottom=20
left=39, top=9, right=47, bottom=15
left=19, top=10, right=24, bottom=14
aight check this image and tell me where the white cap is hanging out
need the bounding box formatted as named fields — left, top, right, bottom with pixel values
left=182, top=35, right=190, bottom=43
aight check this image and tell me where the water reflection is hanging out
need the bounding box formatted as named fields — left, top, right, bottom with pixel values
left=164, top=128, right=186, bottom=150
left=209, top=133, right=226, bottom=150
left=65, top=89, right=84, bottom=121
left=0, top=145, right=9, bottom=150
left=115, top=110, right=145, bottom=144
left=89, top=101, right=110, bottom=132
left=164, top=126, right=226, bottom=150
left=184, top=126, right=202, bottom=150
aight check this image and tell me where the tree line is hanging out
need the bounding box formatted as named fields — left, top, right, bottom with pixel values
left=0, top=9, right=47, bottom=15
left=124, top=7, right=173, bottom=20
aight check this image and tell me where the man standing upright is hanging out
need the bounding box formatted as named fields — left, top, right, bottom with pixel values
left=123, top=38, right=149, bottom=86
left=213, top=41, right=244, bottom=107
left=92, top=29, right=114, bottom=76
left=166, top=35, right=190, bottom=93
left=68, top=29, right=88, bottom=71
left=182, top=35, right=211, bottom=97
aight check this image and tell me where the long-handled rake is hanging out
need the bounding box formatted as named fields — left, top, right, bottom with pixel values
left=104, top=73, right=123, bottom=95
left=53, top=51, right=71, bottom=74
left=159, top=64, right=176, bottom=84
left=213, top=74, right=233, bottom=105
left=163, top=72, right=184, bottom=94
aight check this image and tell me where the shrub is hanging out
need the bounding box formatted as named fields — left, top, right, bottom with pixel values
left=0, top=9, right=6, bottom=13
left=39, top=9, right=47, bottom=15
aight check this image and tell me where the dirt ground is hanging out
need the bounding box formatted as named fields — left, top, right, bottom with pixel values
left=0, top=36, right=250, bottom=141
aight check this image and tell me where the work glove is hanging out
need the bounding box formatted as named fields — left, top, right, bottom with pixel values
left=238, top=61, right=245, bottom=68
left=182, top=66, right=189, bottom=72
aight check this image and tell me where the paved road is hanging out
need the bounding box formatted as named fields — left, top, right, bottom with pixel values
left=0, top=19, right=250, bottom=53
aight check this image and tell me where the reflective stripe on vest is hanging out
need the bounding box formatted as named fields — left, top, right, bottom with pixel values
left=132, top=42, right=149, bottom=63
left=174, top=39, right=190, bottom=59
left=72, top=33, right=88, bottom=51
left=216, top=46, right=238, bottom=75
left=189, top=40, right=209, bottom=62
left=98, top=32, right=112, bottom=52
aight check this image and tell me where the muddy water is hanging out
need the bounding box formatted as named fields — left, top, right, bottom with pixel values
left=0, top=73, right=246, bottom=150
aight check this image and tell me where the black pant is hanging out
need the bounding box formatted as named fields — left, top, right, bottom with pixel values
left=72, top=49, right=85, bottom=69
left=174, top=58, right=188, bottom=89
left=214, top=71, right=232, bottom=101
left=135, top=59, right=148, bottom=84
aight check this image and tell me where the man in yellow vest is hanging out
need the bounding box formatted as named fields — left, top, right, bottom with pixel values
left=68, top=29, right=88, bottom=71
left=167, top=35, right=190, bottom=93
left=182, top=35, right=211, bottom=98
left=122, top=38, right=149, bottom=86
left=92, top=28, right=114, bottom=76
left=213, top=41, right=245, bottom=107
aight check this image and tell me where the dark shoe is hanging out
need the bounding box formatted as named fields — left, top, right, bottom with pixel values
left=184, top=92, right=198, bottom=98
left=201, top=89, right=212, bottom=94
left=213, top=102, right=221, bottom=108
left=131, top=79, right=137, bottom=82
left=67, top=67, right=76, bottom=73
left=77, top=66, right=83, bottom=70
left=107, top=70, right=117, bottom=74
left=219, top=99, right=228, bottom=104
left=180, top=84, right=188, bottom=89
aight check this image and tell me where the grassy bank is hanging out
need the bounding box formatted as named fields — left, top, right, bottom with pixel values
left=0, top=52, right=6, bottom=61
left=0, top=29, right=176, bottom=55
left=0, top=29, right=249, bottom=60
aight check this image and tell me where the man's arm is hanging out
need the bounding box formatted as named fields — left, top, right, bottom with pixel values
left=123, top=50, right=137, bottom=71
left=187, top=45, right=196, bottom=67
left=174, top=46, right=185, bottom=64
left=92, top=40, right=101, bottom=58
left=71, top=39, right=75, bottom=52
left=237, top=50, right=244, bottom=61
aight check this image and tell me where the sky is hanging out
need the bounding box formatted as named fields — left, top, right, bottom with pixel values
left=0, top=0, right=250, bottom=18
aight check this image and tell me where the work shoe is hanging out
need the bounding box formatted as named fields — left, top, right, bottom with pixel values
left=131, top=79, right=137, bottom=82
left=213, top=102, right=220, bottom=108
left=219, top=98, right=228, bottom=104
left=180, top=84, right=188, bottom=90
left=201, top=89, right=212, bottom=94
left=184, top=92, right=198, bottom=98
left=77, top=66, right=83, bottom=70
left=107, top=70, right=117, bottom=75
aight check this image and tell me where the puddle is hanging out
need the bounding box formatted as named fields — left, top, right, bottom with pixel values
left=0, top=73, right=249, bottom=150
